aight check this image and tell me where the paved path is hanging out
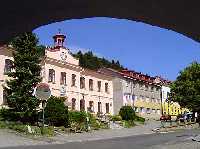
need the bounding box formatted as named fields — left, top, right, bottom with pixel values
left=0, top=120, right=160, bottom=148
left=0, top=129, right=50, bottom=148
left=53, top=120, right=161, bottom=143
left=1, top=129, right=200, bottom=149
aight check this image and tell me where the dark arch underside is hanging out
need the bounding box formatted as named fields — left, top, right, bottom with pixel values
left=1, top=0, right=200, bottom=43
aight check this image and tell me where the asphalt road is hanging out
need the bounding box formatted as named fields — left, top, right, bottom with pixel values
left=2, top=129, right=200, bottom=149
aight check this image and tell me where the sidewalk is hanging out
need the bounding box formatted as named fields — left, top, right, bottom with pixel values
left=0, top=120, right=161, bottom=148
left=52, top=120, right=161, bottom=143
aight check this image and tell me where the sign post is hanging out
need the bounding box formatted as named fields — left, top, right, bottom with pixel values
left=34, top=83, right=51, bottom=134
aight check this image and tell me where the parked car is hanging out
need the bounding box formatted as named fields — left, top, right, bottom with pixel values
left=176, top=113, right=194, bottom=122
left=160, top=115, right=171, bottom=121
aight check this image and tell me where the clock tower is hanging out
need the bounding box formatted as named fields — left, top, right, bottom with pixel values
left=53, top=30, right=66, bottom=48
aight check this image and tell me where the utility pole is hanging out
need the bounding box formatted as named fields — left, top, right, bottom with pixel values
left=160, top=89, right=163, bottom=115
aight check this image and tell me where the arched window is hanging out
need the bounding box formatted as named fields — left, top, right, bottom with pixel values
left=80, top=99, right=85, bottom=111
left=48, top=69, right=55, bottom=83
left=4, top=59, right=13, bottom=74
left=72, top=98, right=76, bottom=110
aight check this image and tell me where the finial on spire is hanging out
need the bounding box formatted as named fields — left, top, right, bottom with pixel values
left=58, top=28, right=61, bottom=34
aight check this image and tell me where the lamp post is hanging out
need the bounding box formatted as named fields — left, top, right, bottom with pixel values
left=160, top=89, right=163, bottom=115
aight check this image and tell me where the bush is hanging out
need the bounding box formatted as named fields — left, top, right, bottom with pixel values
left=119, top=106, right=135, bottom=121
left=87, top=113, right=100, bottom=130
left=69, top=111, right=87, bottom=124
left=135, top=115, right=145, bottom=123
left=68, top=111, right=87, bottom=131
left=44, top=96, right=69, bottom=127
left=123, top=120, right=135, bottom=128
left=0, top=108, right=38, bottom=124
left=110, top=115, right=122, bottom=122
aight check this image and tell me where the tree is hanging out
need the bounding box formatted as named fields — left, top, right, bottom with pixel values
left=44, top=96, right=69, bottom=127
left=119, top=106, right=135, bottom=121
left=5, top=32, right=44, bottom=123
left=170, top=61, right=200, bottom=113
left=73, top=51, right=124, bottom=71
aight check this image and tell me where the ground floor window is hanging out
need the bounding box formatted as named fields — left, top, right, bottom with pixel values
left=140, top=107, right=145, bottom=113
left=80, top=99, right=85, bottom=111
left=146, top=108, right=151, bottom=114
left=106, top=103, right=109, bottom=113
left=72, top=98, right=76, bottom=110
left=98, top=102, right=102, bottom=113
left=88, top=101, right=94, bottom=113
left=3, top=90, right=8, bottom=105
left=135, top=107, right=139, bottom=113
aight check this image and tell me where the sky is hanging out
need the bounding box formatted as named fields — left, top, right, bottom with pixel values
left=33, top=17, right=200, bottom=81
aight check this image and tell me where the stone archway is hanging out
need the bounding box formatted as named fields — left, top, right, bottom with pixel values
left=1, top=1, right=200, bottom=43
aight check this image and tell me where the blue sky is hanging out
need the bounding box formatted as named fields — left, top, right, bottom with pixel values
left=33, top=17, right=200, bottom=81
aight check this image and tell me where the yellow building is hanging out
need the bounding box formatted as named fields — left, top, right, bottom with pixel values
left=161, top=83, right=189, bottom=116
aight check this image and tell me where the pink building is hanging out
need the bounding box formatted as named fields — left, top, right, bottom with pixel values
left=0, top=33, right=113, bottom=115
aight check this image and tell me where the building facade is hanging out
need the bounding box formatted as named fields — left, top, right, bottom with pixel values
left=99, top=68, right=162, bottom=118
left=0, top=34, right=114, bottom=115
left=160, top=79, right=185, bottom=116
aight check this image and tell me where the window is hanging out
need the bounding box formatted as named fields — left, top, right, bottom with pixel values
left=140, top=107, right=145, bottom=113
left=139, top=83, right=143, bottom=89
left=80, top=99, right=85, bottom=111
left=140, top=95, right=144, bottom=101
left=146, top=97, right=149, bottom=102
left=105, top=83, right=109, bottom=93
left=71, top=98, right=76, bottom=110
left=132, top=82, right=136, bottom=88
left=156, top=87, right=159, bottom=91
left=145, top=85, right=148, bottom=91
left=151, top=87, right=154, bottom=92
left=80, top=77, right=85, bottom=89
left=98, top=102, right=102, bottom=113
left=89, top=79, right=93, bottom=91
left=106, top=103, right=109, bottom=113
left=48, top=69, right=55, bottom=83
left=135, top=107, right=139, bottom=112
left=97, top=81, right=101, bottom=92
left=4, top=59, right=13, bottom=74
left=2, top=90, right=8, bottom=105
left=88, top=101, right=94, bottom=112
left=71, top=74, right=76, bottom=86
left=146, top=108, right=151, bottom=114
left=60, top=72, right=66, bottom=85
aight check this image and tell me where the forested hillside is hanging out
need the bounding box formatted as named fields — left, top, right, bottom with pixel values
left=73, top=51, right=124, bottom=71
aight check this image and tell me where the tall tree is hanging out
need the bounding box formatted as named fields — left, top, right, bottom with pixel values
left=170, top=61, right=200, bottom=113
left=5, top=32, right=44, bottom=122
